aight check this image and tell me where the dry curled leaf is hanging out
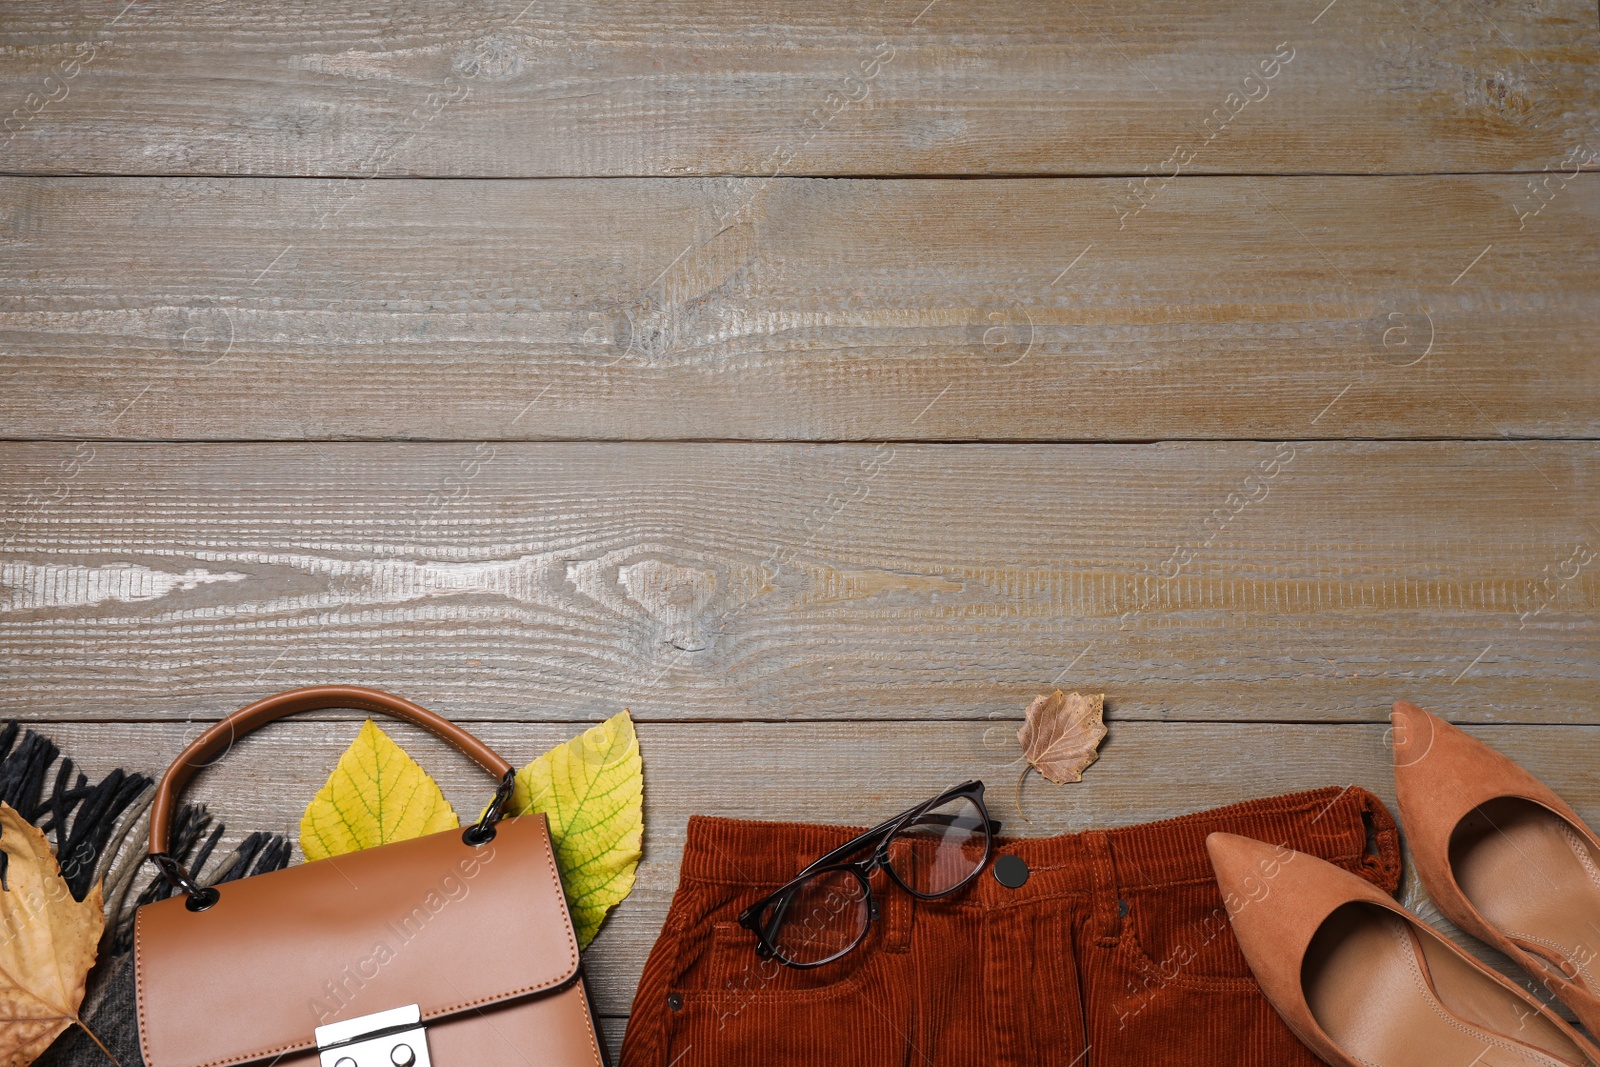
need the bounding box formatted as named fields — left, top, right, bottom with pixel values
left=1018, top=690, right=1107, bottom=784
left=0, top=802, right=109, bottom=1066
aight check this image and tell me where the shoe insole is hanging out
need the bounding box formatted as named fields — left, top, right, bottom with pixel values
left=1303, top=902, right=1588, bottom=1067
left=1453, top=798, right=1600, bottom=996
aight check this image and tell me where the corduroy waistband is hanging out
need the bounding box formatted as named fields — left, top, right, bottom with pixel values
left=678, top=786, right=1399, bottom=900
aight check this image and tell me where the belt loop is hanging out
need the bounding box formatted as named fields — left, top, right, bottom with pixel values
left=1084, top=830, right=1121, bottom=947
left=879, top=841, right=914, bottom=953
left=1353, top=788, right=1404, bottom=893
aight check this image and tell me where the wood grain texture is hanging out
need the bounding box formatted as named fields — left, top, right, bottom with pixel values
left=2, top=442, right=1595, bottom=724
left=29, top=717, right=1600, bottom=1016
left=1, top=0, right=1596, bottom=177
left=3, top=0, right=1595, bottom=1058
left=2, top=175, right=1596, bottom=441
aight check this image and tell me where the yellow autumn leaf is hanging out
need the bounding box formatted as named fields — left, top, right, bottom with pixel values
left=300, top=720, right=460, bottom=861
left=510, top=710, right=643, bottom=949
left=0, top=803, right=106, bottom=1066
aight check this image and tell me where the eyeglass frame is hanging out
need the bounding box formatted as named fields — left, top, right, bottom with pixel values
left=736, top=780, right=1000, bottom=968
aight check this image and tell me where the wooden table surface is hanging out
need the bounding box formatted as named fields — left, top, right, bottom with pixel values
left=3, top=0, right=1598, bottom=1056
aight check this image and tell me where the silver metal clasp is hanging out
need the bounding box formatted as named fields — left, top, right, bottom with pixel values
left=315, top=1004, right=432, bottom=1067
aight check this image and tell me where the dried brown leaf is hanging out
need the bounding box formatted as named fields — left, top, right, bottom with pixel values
left=0, top=803, right=107, bottom=1067
left=1017, top=690, right=1107, bottom=784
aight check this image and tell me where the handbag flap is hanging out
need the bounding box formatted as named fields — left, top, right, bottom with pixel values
left=135, top=814, right=579, bottom=1067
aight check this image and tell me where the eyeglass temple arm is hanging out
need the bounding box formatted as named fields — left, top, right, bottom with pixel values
left=793, top=812, right=1002, bottom=879
left=917, top=814, right=1003, bottom=834
left=793, top=814, right=903, bottom=875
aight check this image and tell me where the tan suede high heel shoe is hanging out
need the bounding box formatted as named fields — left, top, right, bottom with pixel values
left=1392, top=700, right=1600, bottom=1034
left=1207, top=832, right=1600, bottom=1067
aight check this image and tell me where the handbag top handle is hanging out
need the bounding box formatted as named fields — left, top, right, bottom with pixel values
left=147, top=685, right=516, bottom=910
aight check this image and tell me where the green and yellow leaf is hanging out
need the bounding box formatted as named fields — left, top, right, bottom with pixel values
left=300, top=720, right=460, bottom=861
left=510, top=710, right=643, bottom=949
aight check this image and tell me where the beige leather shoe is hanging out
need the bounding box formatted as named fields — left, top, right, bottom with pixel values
left=1207, top=832, right=1600, bottom=1067
left=1392, top=699, right=1600, bottom=1034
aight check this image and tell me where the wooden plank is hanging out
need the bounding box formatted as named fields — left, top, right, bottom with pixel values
left=1, top=175, right=1596, bottom=441
left=0, top=0, right=1596, bottom=176
left=26, top=718, right=1600, bottom=1016
left=2, top=441, right=1596, bottom=724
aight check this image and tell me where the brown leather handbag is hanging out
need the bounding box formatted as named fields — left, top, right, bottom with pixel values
left=134, top=686, right=608, bottom=1067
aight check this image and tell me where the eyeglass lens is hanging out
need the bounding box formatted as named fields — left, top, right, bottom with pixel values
left=886, top=793, right=990, bottom=896
left=764, top=866, right=872, bottom=966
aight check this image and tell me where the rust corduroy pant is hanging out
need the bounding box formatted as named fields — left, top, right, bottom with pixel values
left=621, top=786, right=1401, bottom=1067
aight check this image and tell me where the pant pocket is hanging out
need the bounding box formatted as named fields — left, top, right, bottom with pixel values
left=1117, top=880, right=1259, bottom=990
left=666, top=938, right=912, bottom=1066
left=1095, top=967, right=1329, bottom=1067
left=665, top=881, right=913, bottom=1066
left=1095, top=877, right=1335, bottom=1067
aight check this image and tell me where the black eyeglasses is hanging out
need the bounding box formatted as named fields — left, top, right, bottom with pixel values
left=737, top=781, right=999, bottom=968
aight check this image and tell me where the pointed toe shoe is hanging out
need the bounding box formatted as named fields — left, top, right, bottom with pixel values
left=1207, top=831, right=1600, bottom=1067
left=1392, top=700, right=1600, bottom=1034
